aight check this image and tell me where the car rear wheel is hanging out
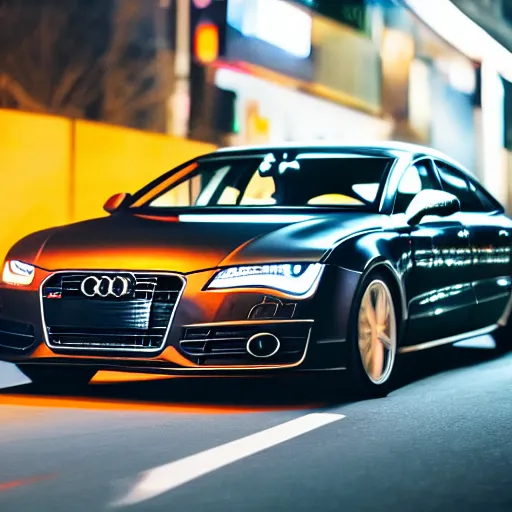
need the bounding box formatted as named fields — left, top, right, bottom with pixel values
left=346, top=272, right=399, bottom=399
left=493, top=326, right=512, bottom=353
left=18, top=365, right=96, bottom=393
left=492, top=295, right=512, bottom=353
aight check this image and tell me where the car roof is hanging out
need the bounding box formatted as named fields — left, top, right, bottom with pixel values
left=210, top=140, right=469, bottom=173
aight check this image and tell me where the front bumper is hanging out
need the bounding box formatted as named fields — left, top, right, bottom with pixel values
left=0, top=265, right=360, bottom=375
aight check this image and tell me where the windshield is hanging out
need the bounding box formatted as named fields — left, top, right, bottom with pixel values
left=129, top=152, right=395, bottom=211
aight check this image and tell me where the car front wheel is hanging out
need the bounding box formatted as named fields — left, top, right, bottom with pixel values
left=346, top=272, right=399, bottom=399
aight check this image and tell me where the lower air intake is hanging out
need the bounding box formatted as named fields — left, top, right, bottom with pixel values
left=180, top=322, right=311, bottom=366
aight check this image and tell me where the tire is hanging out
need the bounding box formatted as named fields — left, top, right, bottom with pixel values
left=18, top=365, right=96, bottom=393
left=344, top=271, right=400, bottom=399
left=493, top=325, right=512, bottom=354
left=492, top=295, right=512, bottom=353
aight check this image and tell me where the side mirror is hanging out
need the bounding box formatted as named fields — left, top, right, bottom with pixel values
left=405, top=189, right=460, bottom=226
left=103, top=192, right=131, bottom=214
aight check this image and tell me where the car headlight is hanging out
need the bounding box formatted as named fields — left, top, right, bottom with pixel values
left=207, top=263, right=323, bottom=296
left=2, top=260, right=35, bottom=286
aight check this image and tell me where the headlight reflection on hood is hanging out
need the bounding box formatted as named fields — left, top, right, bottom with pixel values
left=207, top=263, right=323, bottom=295
left=2, top=260, right=35, bottom=286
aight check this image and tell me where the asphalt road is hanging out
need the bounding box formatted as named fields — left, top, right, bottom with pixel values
left=0, top=335, right=511, bottom=512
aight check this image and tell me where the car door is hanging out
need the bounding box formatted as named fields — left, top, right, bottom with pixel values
left=434, top=161, right=512, bottom=330
left=392, top=158, right=475, bottom=346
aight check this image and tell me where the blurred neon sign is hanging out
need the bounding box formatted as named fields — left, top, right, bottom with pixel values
left=193, top=0, right=212, bottom=7
left=227, top=0, right=312, bottom=59
left=194, top=22, right=219, bottom=64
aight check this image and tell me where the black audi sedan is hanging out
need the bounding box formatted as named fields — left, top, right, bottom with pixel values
left=1, top=141, right=510, bottom=398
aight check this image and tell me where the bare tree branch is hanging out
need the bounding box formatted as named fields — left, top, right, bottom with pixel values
left=0, top=0, right=171, bottom=130
left=0, top=73, right=47, bottom=112
left=101, top=0, right=171, bottom=131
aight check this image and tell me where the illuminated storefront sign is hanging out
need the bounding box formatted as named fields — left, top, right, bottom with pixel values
left=214, top=68, right=392, bottom=145
left=290, top=0, right=368, bottom=33
left=227, top=0, right=312, bottom=59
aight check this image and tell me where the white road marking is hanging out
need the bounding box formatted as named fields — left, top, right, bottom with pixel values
left=454, top=335, right=496, bottom=349
left=0, top=361, right=31, bottom=389
left=111, top=412, right=344, bottom=507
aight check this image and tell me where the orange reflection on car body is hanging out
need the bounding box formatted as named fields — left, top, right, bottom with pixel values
left=91, top=371, right=175, bottom=384
left=37, top=246, right=216, bottom=274
left=28, top=342, right=143, bottom=361
left=0, top=394, right=315, bottom=414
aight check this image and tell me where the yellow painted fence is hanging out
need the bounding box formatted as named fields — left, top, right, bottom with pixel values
left=0, top=109, right=216, bottom=261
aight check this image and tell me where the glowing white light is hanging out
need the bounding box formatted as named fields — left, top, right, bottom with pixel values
left=258, top=153, right=277, bottom=174
left=208, top=263, right=324, bottom=295
left=278, top=160, right=300, bottom=174
left=227, top=0, right=312, bottom=59
left=179, top=214, right=312, bottom=223
left=352, top=183, right=379, bottom=202
left=398, top=168, right=422, bottom=194
left=2, top=260, right=35, bottom=286
left=448, top=60, right=476, bottom=95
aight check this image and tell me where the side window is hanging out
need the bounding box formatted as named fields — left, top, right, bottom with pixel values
left=394, top=160, right=439, bottom=214
left=436, top=163, right=482, bottom=212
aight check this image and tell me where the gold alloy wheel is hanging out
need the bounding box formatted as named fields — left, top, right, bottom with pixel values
left=357, top=279, right=397, bottom=385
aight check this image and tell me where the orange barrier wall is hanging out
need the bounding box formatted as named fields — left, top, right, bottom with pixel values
left=73, top=120, right=215, bottom=222
left=0, top=109, right=216, bottom=261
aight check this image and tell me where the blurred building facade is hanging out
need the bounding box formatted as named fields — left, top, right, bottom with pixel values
left=177, top=3, right=476, bottom=158
left=450, top=0, right=512, bottom=210
left=171, top=0, right=511, bottom=209
left=451, top=0, right=512, bottom=50
left=1, top=0, right=511, bottom=208
left=0, top=0, right=176, bottom=132
left=402, top=0, right=511, bottom=208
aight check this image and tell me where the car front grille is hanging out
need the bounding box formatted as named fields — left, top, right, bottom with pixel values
left=180, top=322, right=311, bottom=366
left=41, top=272, right=185, bottom=352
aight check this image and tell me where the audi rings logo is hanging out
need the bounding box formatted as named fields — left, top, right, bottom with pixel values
left=80, top=275, right=133, bottom=298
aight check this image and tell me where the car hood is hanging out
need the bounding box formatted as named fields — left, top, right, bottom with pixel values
left=9, top=212, right=383, bottom=273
